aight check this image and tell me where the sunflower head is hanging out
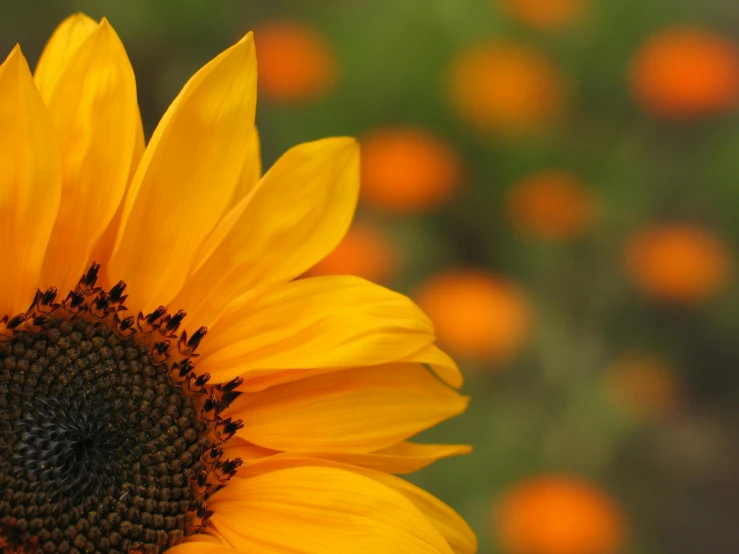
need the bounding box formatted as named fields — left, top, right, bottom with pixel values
left=0, top=13, right=475, bottom=554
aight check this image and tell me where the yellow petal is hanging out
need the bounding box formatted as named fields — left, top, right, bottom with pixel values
left=370, top=470, right=478, bottom=554
left=406, top=343, right=464, bottom=388
left=165, top=541, right=236, bottom=554
left=198, top=275, right=435, bottom=382
left=228, top=344, right=462, bottom=393
left=228, top=364, right=468, bottom=453
left=89, top=108, right=146, bottom=283
left=228, top=126, right=261, bottom=210
left=295, top=442, right=473, bottom=474
left=40, top=19, right=138, bottom=295
left=180, top=534, right=226, bottom=545
left=172, top=137, right=359, bottom=327
left=229, top=365, right=346, bottom=392
left=129, top=107, right=146, bottom=180
left=232, top=456, right=476, bottom=554
left=223, top=438, right=471, bottom=474
left=223, top=437, right=280, bottom=463
left=189, top=126, right=263, bottom=274
left=34, top=13, right=97, bottom=98
left=108, top=33, right=257, bottom=314
left=0, top=47, right=61, bottom=316
left=208, top=466, right=454, bottom=553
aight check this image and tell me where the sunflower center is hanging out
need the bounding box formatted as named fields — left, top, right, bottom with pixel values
left=0, top=264, right=243, bottom=554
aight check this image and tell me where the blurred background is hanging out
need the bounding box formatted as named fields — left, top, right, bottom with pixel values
left=2, top=0, right=738, bottom=552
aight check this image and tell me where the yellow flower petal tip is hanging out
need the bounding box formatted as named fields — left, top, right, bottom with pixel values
left=33, top=13, right=99, bottom=97
left=39, top=8, right=138, bottom=296
left=4, top=43, right=23, bottom=63
left=97, top=18, right=119, bottom=37
left=0, top=14, right=474, bottom=554
left=327, top=135, right=360, bottom=154
left=228, top=30, right=255, bottom=59
left=237, top=30, right=255, bottom=45
left=70, top=12, right=97, bottom=23
left=306, top=136, right=360, bottom=166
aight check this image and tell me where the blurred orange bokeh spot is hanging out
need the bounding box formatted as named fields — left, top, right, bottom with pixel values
left=605, top=353, right=681, bottom=420
left=360, top=127, right=463, bottom=213
left=500, top=0, right=588, bottom=30
left=254, top=20, right=337, bottom=102
left=447, top=42, right=566, bottom=135
left=507, top=170, right=598, bottom=241
left=631, top=27, right=739, bottom=119
left=625, top=224, right=731, bottom=303
left=496, top=475, right=627, bottom=554
left=415, top=269, right=532, bottom=363
left=307, top=221, right=398, bottom=284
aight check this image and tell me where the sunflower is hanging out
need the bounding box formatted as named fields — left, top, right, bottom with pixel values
left=0, top=13, right=475, bottom=554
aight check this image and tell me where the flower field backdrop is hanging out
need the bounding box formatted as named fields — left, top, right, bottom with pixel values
left=2, top=0, right=737, bottom=552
